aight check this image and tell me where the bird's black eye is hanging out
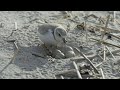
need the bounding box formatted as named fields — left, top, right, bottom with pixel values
left=58, top=34, right=61, bottom=37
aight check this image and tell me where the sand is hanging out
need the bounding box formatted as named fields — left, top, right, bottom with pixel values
left=0, top=11, right=120, bottom=79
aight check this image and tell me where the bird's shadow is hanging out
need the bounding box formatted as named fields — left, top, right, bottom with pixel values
left=13, top=44, right=48, bottom=71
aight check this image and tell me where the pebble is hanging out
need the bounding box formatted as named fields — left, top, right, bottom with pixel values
left=59, top=45, right=76, bottom=58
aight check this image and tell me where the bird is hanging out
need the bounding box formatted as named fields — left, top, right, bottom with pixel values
left=37, top=23, right=67, bottom=55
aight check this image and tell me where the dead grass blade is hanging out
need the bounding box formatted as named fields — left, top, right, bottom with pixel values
left=101, top=15, right=110, bottom=39
left=90, top=38, right=120, bottom=48
left=0, top=41, right=19, bottom=74
left=73, top=61, right=82, bottom=79
left=73, top=47, right=99, bottom=74
left=105, top=46, right=116, bottom=60
left=103, top=45, right=106, bottom=61
left=60, top=75, right=64, bottom=79
left=100, top=68, right=105, bottom=79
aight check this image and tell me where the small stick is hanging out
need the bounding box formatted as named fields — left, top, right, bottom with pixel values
left=32, top=53, right=45, bottom=58
left=90, top=38, right=120, bottom=48
left=103, top=45, right=106, bottom=61
left=115, top=19, right=120, bottom=25
left=0, top=49, right=19, bottom=74
left=14, top=41, right=19, bottom=50
left=85, top=19, right=120, bottom=33
left=6, top=30, right=16, bottom=38
left=15, top=22, right=18, bottom=30
left=98, top=54, right=104, bottom=61
left=96, top=25, right=120, bottom=33
left=86, top=14, right=98, bottom=19
left=73, top=61, right=82, bottom=79
left=84, top=18, right=88, bottom=45
left=73, top=47, right=99, bottom=74
left=106, top=33, right=120, bottom=40
left=95, top=62, right=103, bottom=68
left=96, top=57, right=111, bottom=68
left=105, top=46, right=116, bottom=60
left=113, top=11, right=116, bottom=22
left=98, top=17, right=105, bottom=24
left=0, top=41, right=19, bottom=74
left=71, top=48, right=120, bottom=63
left=6, top=22, right=18, bottom=38
left=101, top=15, right=110, bottom=39
left=60, top=75, right=64, bottom=79
left=56, top=69, right=77, bottom=77
left=100, top=68, right=105, bottom=79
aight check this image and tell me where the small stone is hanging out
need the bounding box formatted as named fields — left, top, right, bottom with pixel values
left=59, top=45, right=76, bottom=58
left=65, top=51, right=75, bottom=58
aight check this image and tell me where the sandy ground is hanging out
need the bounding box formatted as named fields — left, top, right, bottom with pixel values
left=0, top=11, right=120, bottom=79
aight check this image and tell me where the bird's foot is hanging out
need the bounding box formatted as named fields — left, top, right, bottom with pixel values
left=42, top=44, right=53, bottom=56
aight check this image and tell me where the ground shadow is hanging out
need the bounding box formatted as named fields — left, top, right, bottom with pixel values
left=13, top=45, right=48, bottom=71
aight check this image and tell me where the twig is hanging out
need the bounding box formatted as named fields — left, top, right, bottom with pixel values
left=115, top=19, right=120, bottom=25
left=85, top=18, right=120, bottom=33
left=73, top=47, right=99, bottom=74
left=113, top=11, right=116, bottom=22
left=6, top=40, right=16, bottom=42
left=90, top=38, right=120, bottom=48
left=103, top=45, right=106, bottom=61
left=55, top=69, right=95, bottom=78
left=15, top=22, right=18, bottom=30
left=105, top=45, right=116, bottom=60
left=100, top=68, right=105, bottom=79
left=95, top=62, right=103, bottom=68
left=32, top=53, right=45, bottom=58
left=60, top=75, right=64, bottom=79
left=6, top=30, right=16, bottom=38
left=71, top=48, right=120, bottom=63
left=73, top=61, right=82, bottom=79
left=106, top=33, right=120, bottom=40
left=98, top=54, right=104, bottom=61
left=6, top=22, right=18, bottom=38
left=76, top=22, right=85, bottom=30
left=14, top=41, right=19, bottom=50
left=96, top=25, right=120, bottom=33
left=56, top=69, right=77, bottom=77
left=0, top=41, right=19, bottom=74
left=96, top=56, right=112, bottom=68
left=101, top=15, right=110, bottom=39
left=84, top=18, right=88, bottom=45
left=98, top=17, right=105, bottom=24
left=84, top=14, right=98, bottom=20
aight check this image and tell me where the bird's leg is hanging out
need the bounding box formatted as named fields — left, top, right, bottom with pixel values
left=43, top=44, right=53, bottom=56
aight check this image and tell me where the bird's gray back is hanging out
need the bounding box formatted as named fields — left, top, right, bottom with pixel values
left=38, top=24, right=59, bottom=35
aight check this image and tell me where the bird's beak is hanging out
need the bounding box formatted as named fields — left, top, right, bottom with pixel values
left=63, top=38, right=67, bottom=43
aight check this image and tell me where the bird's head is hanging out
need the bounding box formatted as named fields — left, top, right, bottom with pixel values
left=54, top=26, right=67, bottom=46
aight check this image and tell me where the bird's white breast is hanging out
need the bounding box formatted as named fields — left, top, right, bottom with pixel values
left=39, top=29, right=57, bottom=46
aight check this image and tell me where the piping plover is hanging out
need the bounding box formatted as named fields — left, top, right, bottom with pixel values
left=38, top=23, right=67, bottom=47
